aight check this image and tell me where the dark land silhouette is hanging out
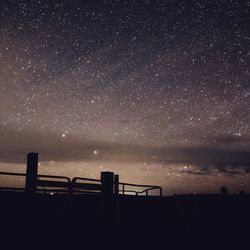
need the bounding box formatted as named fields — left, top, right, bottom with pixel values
left=0, top=153, right=249, bottom=248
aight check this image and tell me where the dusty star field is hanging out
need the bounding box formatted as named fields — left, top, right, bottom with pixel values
left=0, top=0, right=250, bottom=194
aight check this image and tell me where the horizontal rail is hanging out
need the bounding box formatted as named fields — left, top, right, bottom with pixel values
left=70, top=190, right=100, bottom=195
left=0, top=172, right=26, bottom=177
left=37, top=175, right=72, bottom=192
left=72, top=177, right=101, bottom=183
left=119, top=190, right=137, bottom=195
left=136, top=187, right=162, bottom=196
left=38, top=174, right=71, bottom=183
left=71, top=177, right=101, bottom=192
left=37, top=180, right=70, bottom=188
left=0, top=187, right=25, bottom=192
left=119, top=182, right=160, bottom=189
left=72, top=182, right=101, bottom=191
left=37, top=188, right=69, bottom=193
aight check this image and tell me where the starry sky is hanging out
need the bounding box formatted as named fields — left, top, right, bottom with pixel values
left=0, top=0, right=250, bottom=195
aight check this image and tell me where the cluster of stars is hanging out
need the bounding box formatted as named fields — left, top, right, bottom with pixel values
left=0, top=0, right=249, bottom=194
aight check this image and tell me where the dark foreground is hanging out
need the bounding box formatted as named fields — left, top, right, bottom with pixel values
left=1, top=191, right=249, bottom=249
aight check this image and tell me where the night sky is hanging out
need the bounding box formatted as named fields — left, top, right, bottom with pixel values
left=0, top=0, right=250, bottom=195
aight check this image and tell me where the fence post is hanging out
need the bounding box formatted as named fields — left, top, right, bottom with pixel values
left=114, top=174, right=119, bottom=195
left=159, top=187, right=162, bottom=197
left=114, top=174, right=120, bottom=223
left=101, top=171, right=114, bottom=223
left=25, top=152, right=38, bottom=194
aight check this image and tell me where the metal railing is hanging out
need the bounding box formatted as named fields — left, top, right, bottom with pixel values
left=0, top=171, right=26, bottom=177
left=119, top=182, right=162, bottom=197
left=37, top=174, right=71, bottom=194
left=71, top=177, right=101, bottom=194
left=0, top=171, right=162, bottom=197
left=0, top=171, right=26, bottom=192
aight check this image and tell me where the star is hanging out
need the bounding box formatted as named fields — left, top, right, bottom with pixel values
left=0, top=0, right=249, bottom=195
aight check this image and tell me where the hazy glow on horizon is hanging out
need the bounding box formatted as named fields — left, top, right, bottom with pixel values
left=0, top=0, right=250, bottom=194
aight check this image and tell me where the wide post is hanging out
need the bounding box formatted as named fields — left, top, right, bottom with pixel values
left=25, top=152, right=38, bottom=194
left=101, top=171, right=114, bottom=196
left=101, top=171, right=114, bottom=223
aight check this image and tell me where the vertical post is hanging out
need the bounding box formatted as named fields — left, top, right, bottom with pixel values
left=101, top=171, right=114, bottom=224
left=159, top=187, right=162, bottom=197
left=114, top=174, right=120, bottom=224
left=114, top=174, right=119, bottom=196
left=101, top=171, right=114, bottom=196
left=25, top=152, right=38, bottom=194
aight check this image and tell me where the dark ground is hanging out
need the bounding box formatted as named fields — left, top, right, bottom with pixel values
left=1, top=191, right=249, bottom=249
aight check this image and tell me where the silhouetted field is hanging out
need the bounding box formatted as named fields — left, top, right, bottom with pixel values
left=0, top=191, right=249, bottom=248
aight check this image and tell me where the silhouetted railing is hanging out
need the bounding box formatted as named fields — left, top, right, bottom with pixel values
left=37, top=174, right=71, bottom=193
left=0, top=171, right=26, bottom=192
left=71, top=177, right=101, bottom=194
left=0, top=153, right=163, bottom=225
left=0, top=171, right=26, bottom=177
left=119, top=182, right=162, bottom=196
left=0, top=171, right=162, bottom=196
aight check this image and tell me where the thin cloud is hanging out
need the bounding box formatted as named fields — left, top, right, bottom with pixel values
left=1, top=126, right=250, bottom=175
